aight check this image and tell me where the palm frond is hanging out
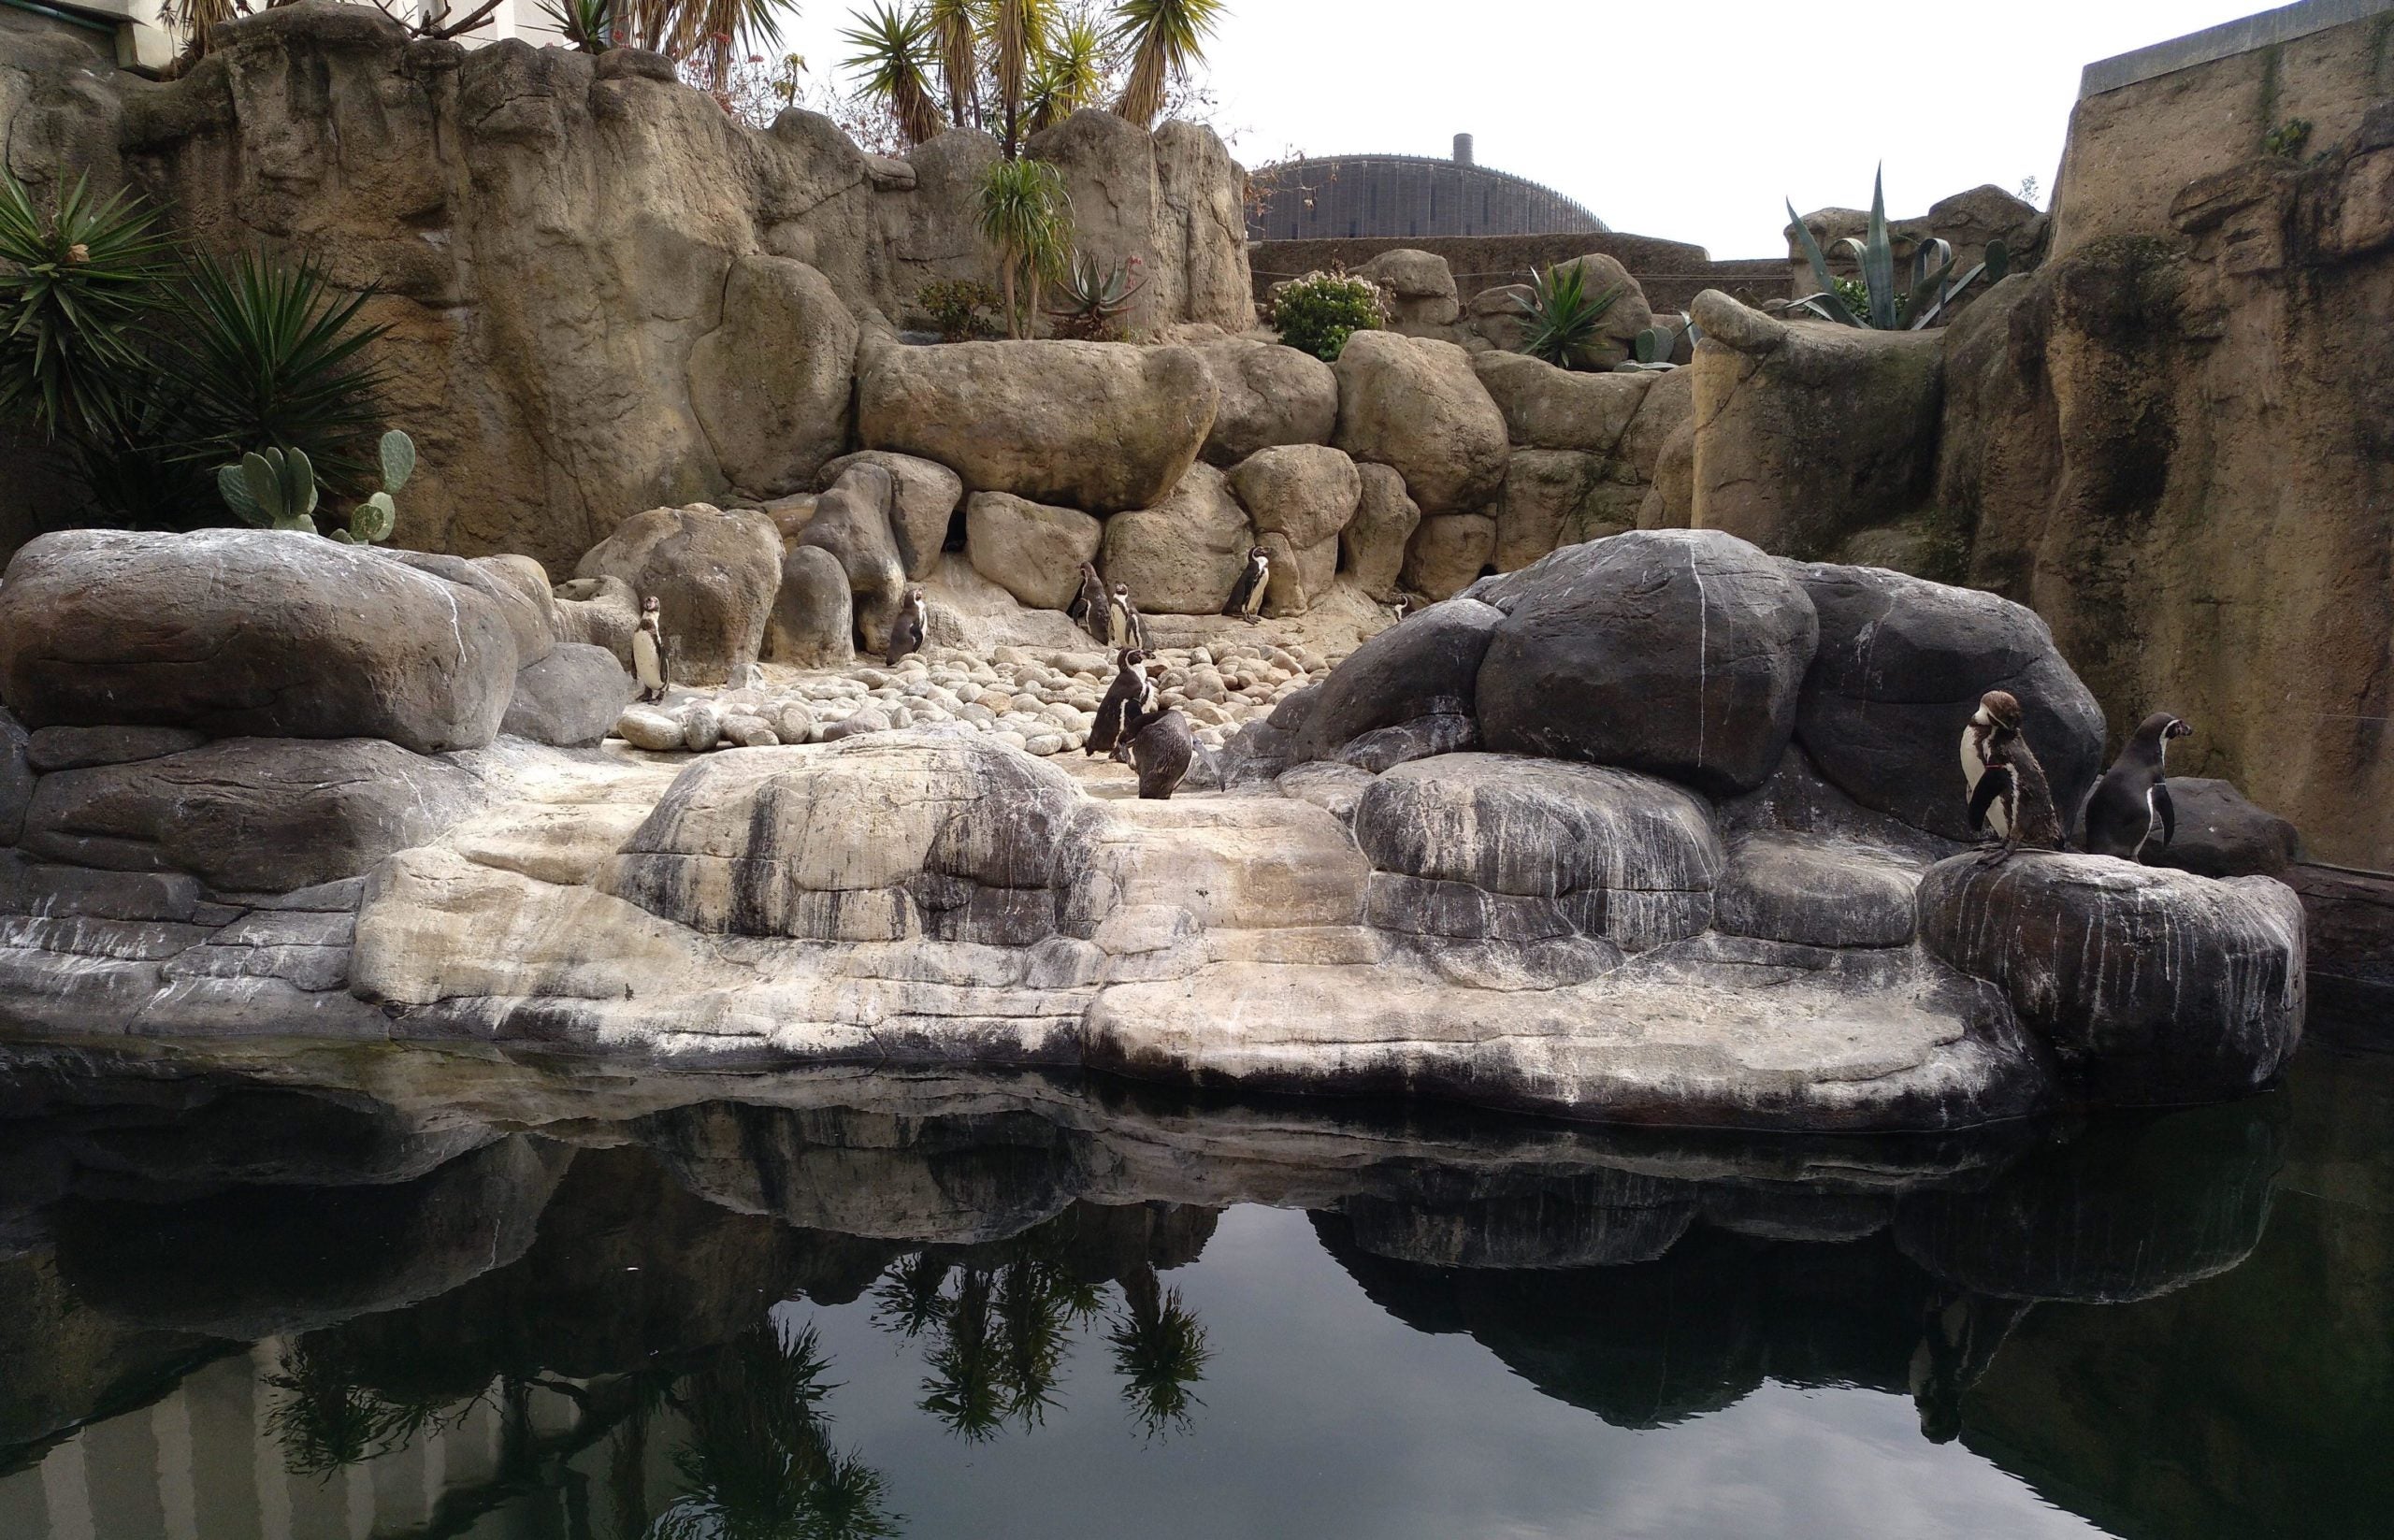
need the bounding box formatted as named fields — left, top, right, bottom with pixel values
left=1108, top=0, right=1222, bottom=127
left=841, top=3, right=945, bottom=145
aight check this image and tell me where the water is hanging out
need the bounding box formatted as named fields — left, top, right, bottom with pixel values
left=0, top=1040, right=2386, bottom=1540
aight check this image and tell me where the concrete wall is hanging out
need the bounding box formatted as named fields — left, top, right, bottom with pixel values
left=2054, top=0, right=2394, bottom=253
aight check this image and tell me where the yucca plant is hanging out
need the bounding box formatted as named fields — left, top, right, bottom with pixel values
left=1027, top=8, right=1109, bottom=134
left=926, top=0, right=980, bottom=128
left=539, top=0, right=619, bottom=51
left=1110, top=0, right=1224, bottom=128
left=1045, top=250, right=1145, bottom=338
left=987, top=0, right=1056, bottom=155
left=1782, top=166, right=2012, bottom=331
left=1509, top=262, right=1622, bottom=371
left=976, top=156, right=1073, bottom=338
left=175, top=252, right=390, bottom=499
left=841, top=2, right=944, bottom=147
left=0, top=172, right=178, bottom=444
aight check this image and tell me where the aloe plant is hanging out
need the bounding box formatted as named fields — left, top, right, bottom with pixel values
left=1781, top=166, right=2011, bottom=331
left=1045, top=251, right=1147, bottom=338
left=1509, top=262, right=1622, bottom=371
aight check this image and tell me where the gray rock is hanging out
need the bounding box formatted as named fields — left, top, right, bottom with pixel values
left=966, top=492, right=1105, bottom=610
left=551, top=574, right=642, bottom=665
left=1476, top=531, right=1818, bottom=796
left=574, top=504, right=784, bottom=686
left=1097, top=462, right=1254, bottom=614
left=1712, top=830, right=1921, bottom=949
left=390, top=551, right=558, bottom=668
left=1192, top=337, right=1339, bottom=465
left=1333, top=332, right=1509, bottom=515
left=0, top=708, right=27, bottom=844
left=1341, top=464, right=1422, bottom=602
left=1366, top=872, right=1575, bottom=942
left=768, top=545, right=858, bottom=669
left=1292, top=598, right=1501, bottom=760
left=685, top=253, right=858, bottom=497
left=25, top=726, right=209, bottom=772
left=614, top=705, right=687, bottom=752
left=2145, top=777, right=2301, bottom=879
left=1916, top=854, right=2305, bottom=1104
left=1790, top=560, right=2105, bottom=841
left=1336, top=712, right=1478, bottom=773
left=796, top=460, right=910, bottom=652
left=0, top=850, right=201, bottom=922
left=501, top=643, right=637, bottom=748
left=0, top=529, right=519, bottom=754
left=21, top=738, right=485, bottom=893
left=1275, top=761, right=1378, bottom=821
left=817, top=450, right=964, bottom=579
left=678, top=700, right=725, bottom=753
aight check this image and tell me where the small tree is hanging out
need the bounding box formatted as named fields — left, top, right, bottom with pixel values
left=977, top=157, right=1074, bottom=338
left=842, top=3, right=944, bottom=146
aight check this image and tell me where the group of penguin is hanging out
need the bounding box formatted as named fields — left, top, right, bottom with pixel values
left=632, top=584, right=937, bottom=705
left=1962, top=690, right=2195, bottom=866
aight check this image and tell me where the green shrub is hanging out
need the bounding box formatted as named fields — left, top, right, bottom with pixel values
left=2261, top=118, right=2313, bottom=158
left=917, top=278, right=1002, bottom=341
left=0, top=172, right=176, bottom=444
left=1266, top=269, right=1385, bottom=362
left=1510, top=262, right=1621, bottom=370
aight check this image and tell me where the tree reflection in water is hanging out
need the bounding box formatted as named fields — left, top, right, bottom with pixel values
left=1108, top=1263, right=1212, bottom=1439
left=264, top=1337, right=478, bottom=1478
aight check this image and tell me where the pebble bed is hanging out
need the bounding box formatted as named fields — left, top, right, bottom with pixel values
left=612, top=640, right=1338, bottom=758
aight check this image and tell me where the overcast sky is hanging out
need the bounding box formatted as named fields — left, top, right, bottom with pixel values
left=772, top=0, right=2265, bottom=255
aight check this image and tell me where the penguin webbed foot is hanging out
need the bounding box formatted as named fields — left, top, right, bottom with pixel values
left=1976, top=845, right=2017, bottom=869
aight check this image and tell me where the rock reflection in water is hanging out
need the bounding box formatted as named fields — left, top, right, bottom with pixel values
left=0, top=1051, right=2381, bottom=1539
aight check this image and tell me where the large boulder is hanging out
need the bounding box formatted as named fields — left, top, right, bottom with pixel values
left=1547, top=252, right=1654, bottom=369
left=685, top=254, right=858, bottom=497
left=1226, top=444, right=1363, bottom=553
left=857, top=338, right=1218, bottom=513
left=1712, top=829, right=1922, bottom=949
left=501, top=643, right=637, bottom=748
left=1333, top=332, right=1509, bottom=516
left=766, top=545, right=857, bottom=668
left=1917, top=855, right=2305, bottom=1104
left=1356, top=248, right=1460, bottom=327
left=966, top=493, right=1104, bottom=611
left=1191, top=337, right=1338, bottom=465
left=1401, top=513, right=1496, bottom=600
left=1493, top=448, right=1607, bottom=570
left=1352, top=755, right=1723, bottom=951
left=1097, top=463, right=1253, bottom=614
left=1790, top=561, right=2106, bottom=841
left=795, top=460, right=910, bottom=652
left=816, top=450, right=963, bottom=580
left=1475, top=531, right=1820, bottom=795
left=552, top=574, right=641, bottom=663
left=1293, top=598, right=1502, bottom=760
left=1472, top=352, right=1656, bottom=454
left=2148, top=778, right=2302, bottom=879
left=1342, top=464, right=1422, bottom=601
left=1688, top=291, right=1944, bottom=558
left=391, top=552, right=558, bottom=668
left=599, top=734, right=1086, bottom=943
left=573, top=504, right=784, bottom=686
left=0, top=529, right=518, bottom=755
left=21, top=738, right=485, bottom=893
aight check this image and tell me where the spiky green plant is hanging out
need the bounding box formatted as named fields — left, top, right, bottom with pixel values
left=0, top=172, right=177, bottom=444
left=1109, top=0, right=1223, bottom=128
left=1027, top=8, right=1110, bottom=134
left=1045, top=250, right=1145, bottom=338
left=540, top=0, right=619, bottom=50
left=1782, top=166, right=2012, bottom=331
left=926, top=0, right=980, bottom=128
left=1108, top=1265, right=1209, bottom=1440
left=976, top=155, right=1073, bottom=338
left=841, top=3, right=945, bottom=147
left=987, top=0, right=1056, bottom=155
left=1509, top=262, right=1622, bottom=371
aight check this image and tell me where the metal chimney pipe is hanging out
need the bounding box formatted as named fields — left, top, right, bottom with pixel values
left=1453, top=133, right=1475, bottom=166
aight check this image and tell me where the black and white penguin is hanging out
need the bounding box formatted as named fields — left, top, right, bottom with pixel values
left=1067, top=561, right=1107, bottom=641
left=1106, top=582, right=1148, bottom=652
left=1087, top=647, right=1153, bottom=758
left=632, top=595, right=669, bottom=703
left=1221, top=546, right=1272, bottom=625
left=1964, top=689, right=2066, bottom=866
left=1126, top=709, right=1195, bottom=799
left=884, top=585, right=928, bottom=667
left=2080, top=712, right=2192, bottom=862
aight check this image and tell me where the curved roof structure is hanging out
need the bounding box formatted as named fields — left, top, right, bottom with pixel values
left=1247, top=144, right=1607, bottom=242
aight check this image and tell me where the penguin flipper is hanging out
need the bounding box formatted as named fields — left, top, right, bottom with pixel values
left=2154, top=782, right=2176, bottom=848
left=1967, top=766, right=2011, bottom=834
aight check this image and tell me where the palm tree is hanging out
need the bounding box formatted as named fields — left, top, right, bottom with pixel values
left=1026, top=8, right=1108, bottom=134
left=1109, top=0, right=1222, bottom=128
left=841, top=3, right=945, bottom=146
left=1107, top=1264, right=1211, bottom=1439
left=987, top=0, right=1054, bottom=155
left=976, top=155, right=1072, bottom=338
left=925, top=0, right=980, bottom=129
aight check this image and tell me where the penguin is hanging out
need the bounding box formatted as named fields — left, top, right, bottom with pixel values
left=1221, top=546, right=1272, bottom=625
left=1960, top=689, right=2016, bottom=839
left=2080, top=712, right=2193, bottom=862
left=632, top=595, right=669, bottom=703
left=1392, top=593, right=1413, bottom=624
left=1964, top=689, right=2066, bottom=866
left=1087, top=647, right=1153, bottom=759
left=1067, top=561, right=1107, bottom=641
left=1106, top=582, right=1149, bottom=652
left=1125, top=709, right=1196, bottom=799
left=885, top=585, right=928, bottom=668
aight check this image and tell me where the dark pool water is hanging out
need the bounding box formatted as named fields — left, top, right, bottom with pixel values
left=0, top=1040, right=2387, bottom=1540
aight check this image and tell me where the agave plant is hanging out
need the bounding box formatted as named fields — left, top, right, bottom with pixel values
left=1781, top=166, right=2011, bottom=331
left=0, top=172, right=177, bottom=443
left=1509, top=262, right=1622, bottom=371
left=1045, top=251, right=1146, bottom=338
left=976, top=156, right=1074, bottom=338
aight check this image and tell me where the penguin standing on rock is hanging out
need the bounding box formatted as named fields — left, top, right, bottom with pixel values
left=1087, top=648, right=1156, bottom=760
left=2081, top=712, right=2192, bottom=862
left=1222, top=546, right=1272, bottom=625
left=632, top=595, right=669, bottom=703
left=1964, top=689, right=2066, bottom=866
left=885, top=586, right=928, bottom=667
left=1126, top=709, right=1196, bottom=799
left=1106, top=582, right=1149, bottom=652
left=1068, top=562, right=1107, bottom=641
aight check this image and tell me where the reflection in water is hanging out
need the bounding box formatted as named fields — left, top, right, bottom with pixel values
left=0, top=1047, right=2383, bottom=1539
